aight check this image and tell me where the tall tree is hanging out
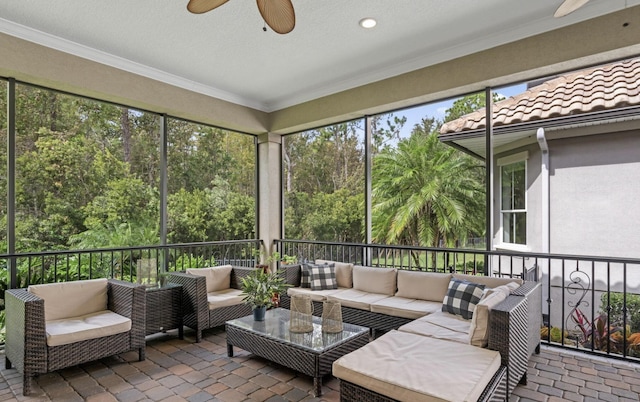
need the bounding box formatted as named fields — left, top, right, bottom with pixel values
left=371, top=118, right=485, bottom=248
left=444, top=92, right=505, bottom=122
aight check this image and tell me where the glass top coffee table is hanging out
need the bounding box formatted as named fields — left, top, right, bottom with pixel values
left=226, top=308, right=369, bottom=397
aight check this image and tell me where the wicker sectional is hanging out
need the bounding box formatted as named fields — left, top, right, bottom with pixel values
left=279, top=263, right=541, bottom=401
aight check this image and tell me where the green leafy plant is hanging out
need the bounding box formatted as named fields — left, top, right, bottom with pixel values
left=240, top=269, right=290, bottom=309
left=604, top=292, right=640, bottom=333
left=280, top=254, right=298, bottom=265
left=171, top=253, right=211, bottom=270
left=253, top=248, right=298, bottom=266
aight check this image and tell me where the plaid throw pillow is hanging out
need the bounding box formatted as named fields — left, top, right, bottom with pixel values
left=442, top=278, right=485, bottom=320
left=300, top=263, right=313, bottom=288
left=310, top=263, right=337, bottom=291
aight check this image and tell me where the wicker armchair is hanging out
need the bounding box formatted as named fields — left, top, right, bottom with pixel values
left=168, top=266, right=255, bottom=342
left=5, top=279, right=146, bottom=395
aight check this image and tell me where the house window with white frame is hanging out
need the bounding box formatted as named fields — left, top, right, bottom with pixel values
left=500, top=156, right=527, bottom=245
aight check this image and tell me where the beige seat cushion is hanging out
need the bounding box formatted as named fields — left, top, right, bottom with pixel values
left=396, top=271, right=452, bottom=302
left=287, top=286, right=347, bottom=302
left=369, top=296, right=441, bottom=319
left=327, top=289, right=390, bottom=311
left=28, top=278, right=108, bottom=321
left=397, top=311, right=470, bottom=344
left=316, top=260, right=354, bottom=288
left=352, top=265, right=397, bottom=296
left=206, top=288, right=245, bottom=309
left=333, top=330, right=501, bottom=402
left=45, top=310, right=131, bottom=347
left=187, top=265, right=233, bottom=292
left=453, top=273, right=522, bottom=288
left=469, top=290, right=508, bottom=347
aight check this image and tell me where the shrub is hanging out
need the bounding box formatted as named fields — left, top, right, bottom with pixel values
left=601, top=292, right=640, bottom=333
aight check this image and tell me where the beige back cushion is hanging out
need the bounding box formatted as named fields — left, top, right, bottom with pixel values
left=352, top=266, right=397, bottom=296
left=396, top=271, right=452, bottom=302
left=469, top=290, right=508, bottom=347
left=453, top=273, right=523, bottom=289
left=28, top=278, right=109, bottom=321
left=316, top=260, right=354, bottom=288
left=187, top=265, right=233, bottom=292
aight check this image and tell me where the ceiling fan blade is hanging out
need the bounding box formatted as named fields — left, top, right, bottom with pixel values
left=256, top=0, right=295, bottom=34
left=554, top=0, right=590, bottom=17
left=187, top=0, right=231, bottom=14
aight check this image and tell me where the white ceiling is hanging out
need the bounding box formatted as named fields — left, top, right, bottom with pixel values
left=0, top=0, right=635, bottom=112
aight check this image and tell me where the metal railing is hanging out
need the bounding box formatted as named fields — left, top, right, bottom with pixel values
left=276, top=239, right=640, bottom=363
left=0, top=239, right=262, bottom=346
left=0, top=239, right=261, bottom=289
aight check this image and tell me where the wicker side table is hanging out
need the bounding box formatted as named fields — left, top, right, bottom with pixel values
left=145, top=283, right=183, bottom=339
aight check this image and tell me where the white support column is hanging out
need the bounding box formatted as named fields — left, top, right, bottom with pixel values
left=257, top=133, right=282, bottom=271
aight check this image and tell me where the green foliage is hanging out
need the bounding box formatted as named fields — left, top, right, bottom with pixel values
left=444, top=92, right=505, bottom=122
left=171, top=254, right=211, bottom=270
left=602, top=292, right=640, bottom=333
left=455, top=260, right=485, bottom=274
left=371, top=121, right=485, bottom=248
left=281, top=254, right=297, bottom=264
left=167, top=177, right=255, bottom=243
left=82, top=177, right=159, bottom=229
left=240, top=269, right=290, bottom=309
left=285, top=190, right=363, bottom=242
left=70, top=221, right=159, bottom=249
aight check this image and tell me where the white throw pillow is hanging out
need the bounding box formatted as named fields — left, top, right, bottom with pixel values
left=352, top=265, right=397, bottom=296
left=469, top=290, right=508, bottom=347
left=28, top=278, right=108, bottom=321
left=396, top=271, right=452, bottom=302
left=187, top=265, right=233, bottom=292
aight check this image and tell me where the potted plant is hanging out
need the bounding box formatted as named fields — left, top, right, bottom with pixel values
left=240, top=268, right=290, bottom=321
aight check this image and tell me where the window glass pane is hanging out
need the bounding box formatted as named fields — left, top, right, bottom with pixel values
left=167, top=119, right=255, bottom=243
left=283, top=121, right=365, bottom=242
left=503, top=212, right=526, bottom=244
left=512, top=161, right=526, bottom=209
left=501, top=161, right=525, bottom=211
left=15, top=84, right=161, bottom=252
left=501, top=165, right=514, bottom=210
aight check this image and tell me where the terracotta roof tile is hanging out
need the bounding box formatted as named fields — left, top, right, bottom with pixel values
left=440, top=58, right=640, bottom=133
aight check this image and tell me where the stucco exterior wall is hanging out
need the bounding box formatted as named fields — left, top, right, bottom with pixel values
left=549, top=130, right=640, bottom=259
left=496, top=129, right=640, bottom=328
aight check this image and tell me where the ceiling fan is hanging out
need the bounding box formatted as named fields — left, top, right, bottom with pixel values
left=554, top=0, right=590, bottom=17
left=187, top=0, right=295, bottom=34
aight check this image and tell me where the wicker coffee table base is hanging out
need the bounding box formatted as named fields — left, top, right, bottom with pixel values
left=226, top=324, right=369, bottom=397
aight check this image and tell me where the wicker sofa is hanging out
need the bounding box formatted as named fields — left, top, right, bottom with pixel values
left=279, top=261, right=541, bottom=401
left=5, top=278, right=146, bottom=395
left=167, top=265, right=255, bottom=342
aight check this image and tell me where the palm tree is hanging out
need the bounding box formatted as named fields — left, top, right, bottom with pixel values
left=371, top=118, right=485, bottom=254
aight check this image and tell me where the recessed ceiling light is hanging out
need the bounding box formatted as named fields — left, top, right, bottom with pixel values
left=359, top=18, right=377, bottom=29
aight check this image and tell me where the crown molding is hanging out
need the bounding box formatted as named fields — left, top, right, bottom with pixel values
left=0, top=18, right=269, bottom=112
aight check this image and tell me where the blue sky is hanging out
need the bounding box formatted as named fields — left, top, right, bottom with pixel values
left=392, top=83, right=527, bottom=139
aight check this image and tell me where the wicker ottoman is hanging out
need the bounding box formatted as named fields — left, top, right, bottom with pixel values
left=333, top=330, right=507, bottom=401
